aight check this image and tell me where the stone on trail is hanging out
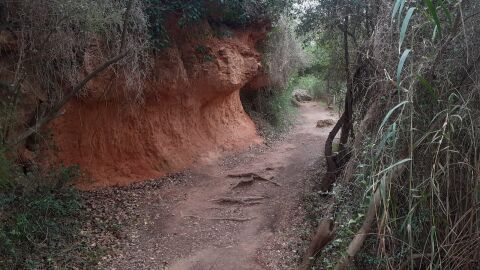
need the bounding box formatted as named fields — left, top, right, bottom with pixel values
left=292, top=89, right=313, bottom=102
left=316, top=119, right=336, bottom=128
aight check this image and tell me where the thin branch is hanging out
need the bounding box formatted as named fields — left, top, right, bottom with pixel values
left=120, top=0, right=134, bottom=53
left=11, top=0, right=136, bottom=145
left=12, top=51, right=129, bottom=145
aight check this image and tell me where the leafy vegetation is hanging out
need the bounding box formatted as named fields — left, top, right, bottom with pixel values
left=0, top=1, right=304, bottom=267
left=243, top=77, right=299, bottom=134
left=299, top=0, right=480, bottom=269
left=0, top=164, right=97, bottom=269
left=241, top=15, right=310, bottom=136
left=146, top=0, right=292, bottom=48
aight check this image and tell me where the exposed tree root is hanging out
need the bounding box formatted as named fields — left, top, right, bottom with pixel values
left=299, top=219, right=336, bottom=270
left=181, top=213, right=256, bottom=222
left=210, top=196, right=266, bottom=205
left=334, top=166, right=405, bottom=270
left=231, top=179, right=256, bottom=189
left=228, top=173, right=281, bottom=188
left=207, top=217, right=257, bottom=222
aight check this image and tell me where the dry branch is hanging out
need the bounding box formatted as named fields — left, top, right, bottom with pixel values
left=13, top=51, right=129, bottom=145
left=10, top=0, right=136, bottom=146
left=399, top=253, right=431, bottom=270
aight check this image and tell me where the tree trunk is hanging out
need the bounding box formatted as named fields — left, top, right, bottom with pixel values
left=339, top=13, right=353, bottom=155
left=336, top=11, right=354, bottom=169
left=321, top=113, right=346, bottom=191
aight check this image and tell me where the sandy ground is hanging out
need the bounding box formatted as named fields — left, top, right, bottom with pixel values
left=98, top=102, right=336, bottom=270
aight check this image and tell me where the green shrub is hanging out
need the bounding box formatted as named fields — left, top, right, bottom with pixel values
left=241, top=14, right=308, bottom=137
left=0, top=165, right=92, bottom=269
left=294, top=75, right=326, bottom=100
left=146, top=0, right=289, bottom=48
left=265, top=80, right=298, bottom=129
left=241, top=77, right=298, bottom=135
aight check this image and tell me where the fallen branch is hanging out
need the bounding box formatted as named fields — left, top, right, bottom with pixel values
left=299, top=219, right=336, bottom=270
left=228, top=173, right=281, bottom=187
left=14, top=51, right=130, bottom=145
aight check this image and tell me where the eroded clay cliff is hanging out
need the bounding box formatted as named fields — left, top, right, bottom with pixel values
left=49, top=22, right=268, bottom=188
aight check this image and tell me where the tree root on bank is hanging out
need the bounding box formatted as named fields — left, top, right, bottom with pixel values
left=228, top=173, right=281, bottom=188
left=299, top=219, right=336, bottom=270
left=299, top=166, right=406, bottom=270
left=334, top=166, right=405, bottom=270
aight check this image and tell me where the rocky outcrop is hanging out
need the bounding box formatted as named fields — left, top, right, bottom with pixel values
left=48, top=22, right=269, bottom=188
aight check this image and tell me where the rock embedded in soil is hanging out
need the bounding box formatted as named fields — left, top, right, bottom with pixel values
left=292, top=89, right=313, bottom=102
left=316, top=119, right=336, bottom=128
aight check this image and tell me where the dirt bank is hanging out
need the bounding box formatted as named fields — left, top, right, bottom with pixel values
left=88, top=102, right=337, bottom=269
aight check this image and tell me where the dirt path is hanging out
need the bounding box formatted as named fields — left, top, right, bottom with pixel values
left=102, top=102, right=336, bottom=270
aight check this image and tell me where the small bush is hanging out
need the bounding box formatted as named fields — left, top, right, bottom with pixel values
left=295, top=75, right=326, bottom=100
left=242, top=80, right=297, bottom=134
left=0, top=165, right=95, bottom=269
left=241, top=14, right=308, bottom=138
left=265, top=80, right=298, bottom=129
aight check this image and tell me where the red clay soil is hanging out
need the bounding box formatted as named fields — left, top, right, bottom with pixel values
left=48, top=22, right=269, bottom=188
